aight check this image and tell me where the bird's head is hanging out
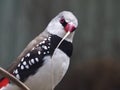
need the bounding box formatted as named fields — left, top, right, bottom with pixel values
left=46, top=11, right=78, bottom=42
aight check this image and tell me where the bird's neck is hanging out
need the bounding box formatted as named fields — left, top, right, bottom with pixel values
left=43, top=30, right=75, bottom=43
left=50, top=35, right=73, bottom=57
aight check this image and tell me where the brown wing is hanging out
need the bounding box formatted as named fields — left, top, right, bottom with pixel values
left=7, top=31, right=50, bottom=73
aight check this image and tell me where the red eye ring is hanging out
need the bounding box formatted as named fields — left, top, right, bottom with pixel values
left=60, top=18, right=65, bottom=24
left=60, top=17, right=67, bottom=27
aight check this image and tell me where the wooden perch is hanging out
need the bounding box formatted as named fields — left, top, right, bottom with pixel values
left=0, top=67, right=30, bottom=90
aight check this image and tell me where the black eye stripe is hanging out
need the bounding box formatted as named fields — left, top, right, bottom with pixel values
left=60, top=18, right=67, bottom=27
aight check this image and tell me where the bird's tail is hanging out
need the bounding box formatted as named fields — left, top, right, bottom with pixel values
left=0, top=78, right=10, bottom=89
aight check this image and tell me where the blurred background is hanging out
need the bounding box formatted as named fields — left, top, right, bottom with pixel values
left=0, top=0, right=120, bottom=90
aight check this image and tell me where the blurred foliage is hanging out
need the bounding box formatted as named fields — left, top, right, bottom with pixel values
left=0, top=0, right=120, bottom=90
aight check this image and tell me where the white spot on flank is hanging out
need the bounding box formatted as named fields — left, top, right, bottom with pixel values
left=48, top=36, right=51, bottom=41
left=35, top=58, right=39, bottom=62
left=18, top=63, right=21, bottom=67
left=48, top=36, right=51, bottom=39
left=25, top=65, right=29, bottom=69
left=21, top=65, right=24, bottom=70
left=43, top=52, right=46, bottom=55
left=48, top=43, right=51, bottom=45
left=21, top=57, right=24, bottom=62
left=26, top=53, right=30, bottom=57
left=23, top=61, right=27, bottom=65
left=16, top=74, right=20, bottom=79
left=32, top=47, right=35, bottom=50
left=41, top=41, right=45, bottom=44
left=38, top=51, right=41, bottom=55
left=31, top=59, right=35, bottom=64
left=39, top=42, right=42, bottom=45
left=14, top=69, right=18, bottom=74
left=48, top=46, right=50, bottom=49
left=29, top=61, right=32, bottom=65
left=42, top=45, right=48, bottom=50
left=48, top=39, right=50, bottom=41
left=47, top=51, right=50, bottom=54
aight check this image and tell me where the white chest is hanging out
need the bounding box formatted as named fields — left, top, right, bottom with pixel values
left=24, top=48, right=70, bottom=90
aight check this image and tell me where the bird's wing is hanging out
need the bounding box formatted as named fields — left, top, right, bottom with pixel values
left=7, top=31, right=50, bottom=74
left=7, top=31, right=55, bottom=82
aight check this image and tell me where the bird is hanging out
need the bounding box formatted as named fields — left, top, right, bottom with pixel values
left=0, top=11, right=78, bottom=90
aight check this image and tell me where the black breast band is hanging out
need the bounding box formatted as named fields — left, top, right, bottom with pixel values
left=50, top=35, right=73, bottom=57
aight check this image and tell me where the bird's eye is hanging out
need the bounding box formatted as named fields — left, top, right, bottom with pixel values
left=60, top=17, right=67, bottom=27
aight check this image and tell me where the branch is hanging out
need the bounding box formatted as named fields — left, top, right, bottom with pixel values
left=0, top=67, right=30, bottom=90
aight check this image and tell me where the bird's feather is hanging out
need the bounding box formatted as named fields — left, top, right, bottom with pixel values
left=7, top=31, right=50, bottom=73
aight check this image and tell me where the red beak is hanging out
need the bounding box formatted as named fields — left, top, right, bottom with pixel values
left=64, top=23, right=76, bottom=32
